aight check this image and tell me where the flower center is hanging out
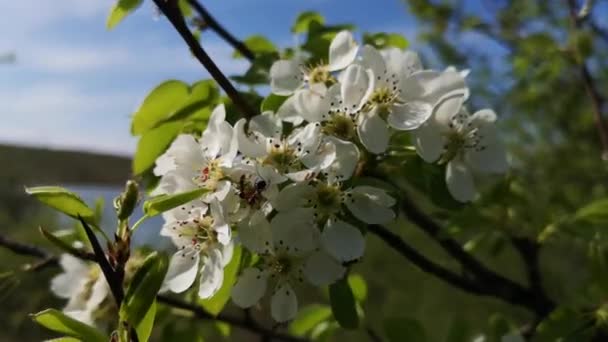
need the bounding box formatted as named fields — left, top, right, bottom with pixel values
left=310, top=183, right=343, bottom=221
left=306, top=64, right=335, bottom=86
left=263, top=140, right=302, bottom=173
left=323, top=113, right=356, bottom=141
left=271, top=255, right=292, bottom=276
left=175, top=216, right=217, bottom=248
left=366, top=87, right=400, bottom=115
left=193, top=160, right=223, bottom=191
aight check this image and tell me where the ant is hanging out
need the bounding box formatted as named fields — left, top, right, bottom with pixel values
left=238, top=174, right=267, bottom=206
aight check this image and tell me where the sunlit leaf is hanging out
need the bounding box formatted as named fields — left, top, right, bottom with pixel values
left=31, top=309, right=106, bottom=342
left=289, top=304, right=332, bottom=337
left=25, top=186, right=94, bottom=222
left=120, top=252, right=168, bottom=331
left=143, top=188, right=210, bottom=217
left=133, top=121, right=182, bottom=175
left=106, top=0, right=143, bottom=30
left=131, top=80, right=190, bottom=135
left=261, top=94, right=288, bottom=113
left=347, top=273, right=367, bottom=303
left=574, top=199, right=608, bottom=225
left=292, top=11, right=325, bottom=33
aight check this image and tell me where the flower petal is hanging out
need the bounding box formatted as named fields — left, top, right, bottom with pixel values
left=273, top=182, right=315, bottom=212
left=239, top=210, right=273, bottom=254
left=198, top=250, right=224, bottom=299
left=446, top=159, right=476, bottom=202
left=271, top=208, right=317, bottom=254
left=163, top=248, right=200, bottom=293
left=360, top=45, right=386, bottom=79
left=326, top=137, right=360, bottom=182
left=387, top=101, right=433, bottom=130
left=231, top=268, right=268, bottom=308
left=271, top=282, right=298, bottom=322
left=357, top=112, right=389, bottom=154
left=322, top=219, right=365, bottom=262
left=345, top=186, right=396, bottom=224
left=276, top=95, right=304, bottom=126
left=270, top=59, right=303, bottom=95
left=304, top=250, right=346, bottom=286
left=413, top=122, right=444, bottom=163
left=235, top=119, right=267, bottom=158
left=294, top=87, right=330, bottom=123
left=383, top=48, right=422, bottom=78
left=51, top=254, right=89, bottom=298
left=341, top=64, right=373, bottom=111
left=328, top=31, right=358, bottom=71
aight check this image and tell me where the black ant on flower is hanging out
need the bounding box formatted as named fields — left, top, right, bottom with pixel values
left=238, top=174, right=268, bottom=206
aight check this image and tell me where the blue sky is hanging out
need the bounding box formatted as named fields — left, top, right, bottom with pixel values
left=0, top=0, right=419, bottom=156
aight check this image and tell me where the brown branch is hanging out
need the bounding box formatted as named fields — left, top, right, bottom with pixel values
left=187, top=0, right=255, bottom=61
left=398, top=194, right=555, bottom=316
left=367, top=225, right=483, bottom=294
left=566, top=0, right=608, bottom=159
left=153, top=0, right=257, bottom=119
left=0, top=233, right=306, bottom=342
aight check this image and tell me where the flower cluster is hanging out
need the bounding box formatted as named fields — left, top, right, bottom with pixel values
left=146, top=30, right=507, bottom=322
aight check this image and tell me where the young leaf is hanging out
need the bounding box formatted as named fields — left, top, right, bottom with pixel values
left=31, top=309, right=106, bottom=342
left=120, top=252, right=168, bottom=329
left=131, top=80, right=190, bottom=135
left=25, top=186, right=95, bottom=222
left=384, top=317, right=427, bottom=342
left=233, top=35, right=277, bottom=58
left=292, top=11, right=325, bottom=33
left=136, top=300, right=157, bottom=342
left=143, top=188, right=209, bottom=217
left=347, top=273, right=367, bottom=303
left=199, top=246, right=242, bottom=315
left=133, top=121, right=182, bottom=175
left=107, top=0, right=143, bottom=30
left=261, top=94, right=288, bottom=113
left=329, top=277, right=359, bottom=329
left=574, top=199, right=608, bottom=225
left=288, top=304, right=332, bottom=337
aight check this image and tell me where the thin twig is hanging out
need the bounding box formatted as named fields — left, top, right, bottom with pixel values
left=157, top=295, right=306, bottom=342
left=367, top=225, right=482, bottom=294
left=187, top=0, right=255, bottom=61
left=0, top=234, right=307, bottom=342
left=566, top=0, right=608, bottom=159
left=78, top=216, right=124, bottom=306
left=153, top=0, right=257, bottom=119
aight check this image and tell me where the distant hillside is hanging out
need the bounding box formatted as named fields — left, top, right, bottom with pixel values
left=0, top=144, right=131, bottom=186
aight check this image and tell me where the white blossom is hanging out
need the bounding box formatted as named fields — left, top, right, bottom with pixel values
left=414, top=94, right=508, bottom=202
left=161, top=198, right=233, bottom=299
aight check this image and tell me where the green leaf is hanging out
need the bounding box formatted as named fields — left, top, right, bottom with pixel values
left=363, top=32, right=409, bottom=50
left=120, top=252, right=168, bottom=330
left=384, top=317, right=427, bottom=342
left=444, top=318, right=472, bottom=342
left=131, top=80, right=190, bottom=135
left=574, top=199, right=608, bottom=225
left=133, top=121, right=182, bottom=175
left=107, top=0, right=143, bottom=30
left=143, top=188, right=210, bottom=217
left=261, top=94, right=288, bottom=113
left=25, top=186, right=95, bottom=222
left=329, top=277, right=358, bottom=329
left=347, top=273, right=367, bottom=302
left=136, top=300, right=157, bottom=342
left=31, top=309, right=106, bottom=342
left=292, top=11, right=325, bottom=33
left=289, top=304, right=332, bottom=337
left=233, top=35, right=277, bottom=58
left=46, top=338, right=81, bottom=342
left=199, top=245, right=242, bottom=315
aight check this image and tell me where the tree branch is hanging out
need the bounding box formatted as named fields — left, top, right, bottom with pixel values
left=367, top=225, right=483, bottom=295
left=566, top=0, right=608, bottom=159
left=0, top=233, right=306, bottom=342
left=187, top=0, right=255, bottom=61
left=153, top=0, right=257, bottom=119
left=397, top=194, right=555, bottom=316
